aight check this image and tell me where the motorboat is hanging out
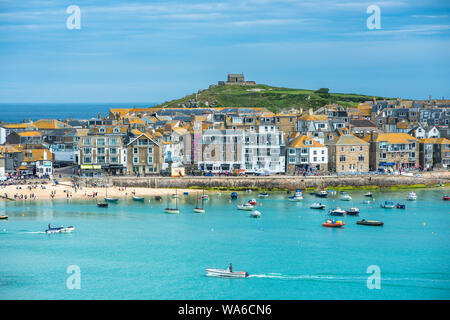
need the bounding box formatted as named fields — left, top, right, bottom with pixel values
left=328, top=190, right=337, bottom=196
left=362, top=200, right=372, bottom=204
left=316, top=190, right=328, bottom=198
left=406, top=192, right=417, bottom=201
left=443, top=196, right=450, bottom=201
left=194, top=191, right=205, bottom=214
left=329, top=207, right=346, bottom=216
left=247, top=199, right=257, bottom=206
left=357, top=219, right=384, bottom=226
left=0, top=215, right=8, bottom=220
left=340, top=192, right=352, bottom=201
left=97, top=202, right=108, bottom=208
left=230, top=192, right=238, bottom=200
left=396, top=203, right=406, bottom=209
left=246, top=189, right=253, bottom=193
left=104, top=197, right=118, bottom=203
left=132, top=195, right=145, bottom=202
left=45, top=226, right=75, bottom=234
left=288, top=189, right=303, bottom=201
left=258, top=192, right=269, bottom=198
left=205, top=268, right=249, bottom=278
left=250, top=210, right=261, bottom=218
left=322, top=219, right=345, bottom=228
left=201, top=194, right=209, bottom=200
left=346, top=207, right=360, bottom=215
left=364, top=192, right=373, bottom=197
left=165, top=208, right=180, bottom=214
left=310, top=203, right=325, bottom=209
left=237, top=203, right=254, bottom=211
left=380, top=201, right=395, bottom=209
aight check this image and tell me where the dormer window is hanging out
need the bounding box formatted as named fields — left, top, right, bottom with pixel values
left=99, top=127, right=106, bottom=133
left=113, top=127, right=120, bottom=134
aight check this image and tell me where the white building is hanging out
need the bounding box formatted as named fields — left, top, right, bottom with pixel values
left=287, top=135, right=328, bottom=173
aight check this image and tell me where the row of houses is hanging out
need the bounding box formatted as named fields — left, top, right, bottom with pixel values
left=1, top=99, right=449, bottom=179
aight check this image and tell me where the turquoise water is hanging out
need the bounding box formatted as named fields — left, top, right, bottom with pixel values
left=1, top=188, right=449, bottom=300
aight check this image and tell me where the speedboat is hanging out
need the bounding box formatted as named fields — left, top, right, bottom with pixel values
left=258, top=192, right=269, bottom=198
left=132, top=195, right=145, bottom=201
left=247, top=199, right=257, bottom=206
left=237, top=203, right=254, bottom=211
left=380, top=201, right=395, bottom=209
left=250, top=210, right=261, bottom=218
left=230, top=192, right=238, bottom=200
left=45, top=226, right=75, bottom=234
left=396, top=203, right=406, bottom=209
left=205, top=268, right=249, bottom=278
left=364, top=192, right=373, bottom=197
left=340, top=192, right=352, bottom=201
left=104, top=197, right=118, bottom=203
left=288, top=189, right=303, bottom=201
left=443, top=196, right=450, bottom=201
left=406, top=192, right=417, bottom=201
left=322, top=219, right=345, bottom=228
left=310, top=203, right=325, bottom=209
left=0, top=215, right=8, bottom=220
left=329, top=207, right=346, bottom=216
left=316, top=190, right=328, bottom=198
left=346, top=207, right=360, bottom=215
left=357, top=219, right=384, bottom=226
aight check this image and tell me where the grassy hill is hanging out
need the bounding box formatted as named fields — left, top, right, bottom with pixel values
left=156, top=84, right=388, bottom=112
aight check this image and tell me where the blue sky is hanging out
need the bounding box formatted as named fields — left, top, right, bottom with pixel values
left=0, top=0, right=449, bottom=103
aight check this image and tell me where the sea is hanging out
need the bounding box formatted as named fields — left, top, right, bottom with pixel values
left=0, top=188, right=449, bottom=300
left=0, top=103, right=158, bottom=123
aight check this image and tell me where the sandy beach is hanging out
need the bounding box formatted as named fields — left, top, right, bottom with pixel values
left=0, top=183, right=197, bottom=202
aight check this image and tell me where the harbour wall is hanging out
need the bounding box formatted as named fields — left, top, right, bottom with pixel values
left=80, top=171, right=450, bottom=190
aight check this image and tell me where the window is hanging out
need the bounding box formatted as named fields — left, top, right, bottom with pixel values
left=148, top=147, right=153, bottom=154
left=83, top=138, right=91, bottom=145
left=83, top=156, right=91, bottom=163
left=341, top=165, right=345, bottom=171
left=313, top=150, right=317, bottom=155
left=360, top=146, right=363, bottom=151
left=350, top=146, right=355, bottom=152
left=99, top=127, right=106, bottom=133
left=97, top=147, right=105, bottom=154
left=148, top=156, right=153, bottom=164
left=133, top=157, right=139, bottom=164
left=289, top=157, right=295, bottom=163
left=97, top=156, right=106, bottom=164
left=110, top=157, right=118, bottom=163
left=289, top=148, right=296, bottom=154
left=313, top=157, right=317, bottom=162
left=360, top=164, right=364, bottom=171
left=110, top=148, right=117, bottom=154
left=84, top=148, right=91, bottom=154
left=133, top=148, right=138, bottom=154
left=110, top=138, right=118, bottom=146
left=97, top=138, right=105, bottom=146
left=339, top=155, right=346, bottom=162
left=358, top=155, right=365, bottom=161
left=341, top=147, right=345, bottom=152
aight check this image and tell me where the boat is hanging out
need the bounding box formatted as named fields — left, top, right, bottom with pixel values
left=322, top=219, right=345, bottom=228
left=45, top=225, right=75, bottom=234
left=194, top=191, right=205, bottom=214
left=380, top=201, right=395, bottom=209
left=357, top=219, right=384, bottom=226
left=165, top=190, right=180, bottom=214
left=201, top=194, right=209, bottom=200
left=97, top=202, right=108, bottom=208
left=247, top=199, right=257, bottom=206
left=154, top=196, right=162, bottom=201
left=340, top=192, right=352, bottom=201
left=171, top=193, right=178, bottom=199
left=230, top=192, right=238, bottom=200
left=443, top=196, right=450, bottom=201
left=104, top=185, right=118, bottom=203
left=362, top=200, right=372, bottom=204
left=0, top=215, right=8, bottom=220
left=205, top=268, right=249, bottom=278
left=183, top=192, right=189, bottom=195
left=250, top=210, right=261, bottom=218
left=328, top=190, right=337, bottom=196
left=288, top=189, right=303, bottom=201
left=364, top=192, right=373, bottom=197
left=246, top=189, right=252, bottom=193
left=406, top=192, right=417, bottom=201
left=329, top=207, right=346, bottom=216
left=395, top=203, right=406, bottom=209
left=346, top=207, right=360, bottom=215
left=310, top=203, right=325, bottom=209
left=132, top=195, right=145, bottom=201
left=258, top=192, right=269, bottom=198
left=237, top=203, right=254, bottom=211
left=316, top=190, right=328, bottom=198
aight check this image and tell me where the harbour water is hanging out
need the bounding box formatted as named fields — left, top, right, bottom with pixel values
left=1, top=188, right=449, bottom=300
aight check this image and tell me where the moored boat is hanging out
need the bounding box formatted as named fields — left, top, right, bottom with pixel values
left=380, top=201, right=395, bottom=209
left=340, top=192, right=352, bottom=201
left=322, top=219, right=345, bottom=228
left=443, top=196, right=450, bottom=201
left=362, top=200, right=372, bottom=204
left=310, top=203, right=325, bottom=209
left=230, top=192, right=238, bottom=200
left=97, top=202, right=108, bottom=208
left=250, top=210, right=261, bottom=218
left=201, top=194, right=209, bottom=200
left=0, top=215, right=8, bottom=219
left=194, top=191, right=205, bottom=214
left=316, top=190, right=328, bottom=198
left=104, top=197, right=118, bottom=203
left=205, top=268, right=249, bottom=278
left=396, top=203, right=406, bottom=209
left=346, top=207, right=360, bottom=215
left=132, top=195, right=145, bottom=201
left=165, top=208, right=180, bottom=214
left=329, top=207, right=346, bottom=216
left=364, top=192, right=373, bottom=197
left=237, top=203, right=254, bottom=211
left=247, top=199, right=257, bottom=206
left=258, top=192, right=269, bottom=198
left=357, top=219, right=384, bottom=226
left=406, top=192, right=417, bottom=201
left=288, top=189, right=303, bottom=201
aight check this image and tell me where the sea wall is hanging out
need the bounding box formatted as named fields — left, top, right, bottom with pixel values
left=80, top=171, right=450, bottom=190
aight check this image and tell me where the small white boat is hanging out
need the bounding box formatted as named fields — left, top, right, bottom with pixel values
left=362, top=200, right=372, bottom=204
left=171, top=194, right=178, bottom=198
left=237, top=203, right=254, bottom=211
left=165, top=208, right=180, bottom=214
left=364, top=192, right=373, bottom=197
left=316, top=190, right=328, bottom=198
left=250, top=210, right=261, bottom=218
left=258, top=192, right=269, bottom=198
left=201, top=194, right=209, bottom=200
left=340, top=192, right=352, bottom=201
left=45, top=226, right=75, bottom=234
left=406, top=192, right=417, bottom=201
left=310, top=203, right=326, bottom=209
left=205, top=268, right=249, bottom=278
left=329, top=207, right=346, bottom=216
left=346, top=207, right=360, bottom=215
left=380, top=201, right=395, bottom=209
left=288, top=189, right=303, bottom=201
left=193, top=208, right=205, bottom=214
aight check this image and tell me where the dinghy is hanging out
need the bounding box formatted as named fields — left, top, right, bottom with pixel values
left=0, top=215, right=8, bottom=219
left=237, top=203, right=254, bottom=211
left=132, top=195, right=145, bottom=202
left=322, top=219, right=345, bottom=228
left=250, top=210, right=261, bottom=218
left=406, top=192, right=417, bottom=201
left=357, top=219, right=384, bottom=226
left=258, top=192, right=269, bottom=198
left=380, top=201, right=395, bottom=209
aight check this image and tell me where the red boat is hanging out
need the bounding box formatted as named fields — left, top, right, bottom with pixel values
left=247, top=199, right=257, bottom=206
left=443, top=196, right=450, bottom=201
left=322, top=219, right=345, bottom=228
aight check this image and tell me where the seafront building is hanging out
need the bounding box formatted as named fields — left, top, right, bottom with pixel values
left=0, top=97, right=449, bottom=178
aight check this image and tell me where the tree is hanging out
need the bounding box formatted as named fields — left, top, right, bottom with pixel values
left=314, top=88, right=329, bottom=94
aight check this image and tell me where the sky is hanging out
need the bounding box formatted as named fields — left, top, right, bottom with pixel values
left=0, top=0, right=449, bottom=103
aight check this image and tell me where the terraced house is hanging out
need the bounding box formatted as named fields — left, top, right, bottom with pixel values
left=433, top=138, right=450, bottom=169
left=366, top=133, right=419, bottom=171
left=287, top=135, right=328, bottom=174
left=126, top=132, right=163, bottom=175
left=327, top=134, right=369, bottom=173
left=77, top=125, right=128, bottom=176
